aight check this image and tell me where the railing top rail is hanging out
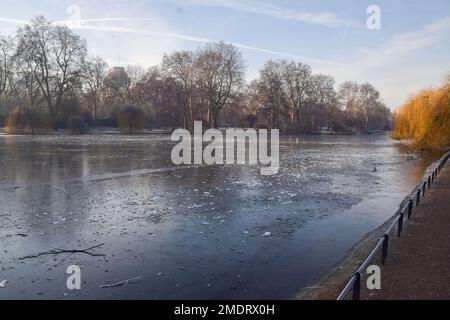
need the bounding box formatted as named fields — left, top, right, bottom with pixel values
left=356, top=237, right=385, bottom=274
left=336, top=149, right=450, bottom=300
left=336, top=274, right=356, bottom=300
left=385, top=214, right=401, bottom=235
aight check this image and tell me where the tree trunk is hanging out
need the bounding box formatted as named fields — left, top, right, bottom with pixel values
left=207, top=101, right=215, bottom=128
left=129, top=116, right=133, bottom=134
left=212, top=109, right=219, bottom=129
left=188, top=94, right=193, bottom=131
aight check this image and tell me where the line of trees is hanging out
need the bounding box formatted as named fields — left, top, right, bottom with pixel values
left=0, top=16, right=391, bottom=134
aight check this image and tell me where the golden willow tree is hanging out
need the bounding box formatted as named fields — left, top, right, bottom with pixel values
left=392, top=77, right=450, bottom=150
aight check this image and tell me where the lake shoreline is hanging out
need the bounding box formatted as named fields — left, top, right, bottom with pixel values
left=297, top=152, right=447, bottom=300
left=296, top=214, right=397, bottom=300
left=360, top=159, right=450, bottom=299
left=0, top=126, right=390, bottom=137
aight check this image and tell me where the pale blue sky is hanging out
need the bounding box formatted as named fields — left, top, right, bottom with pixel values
left=1, top=0, right=449, bottom=109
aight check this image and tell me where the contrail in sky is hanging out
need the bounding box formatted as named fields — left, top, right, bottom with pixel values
left=0, top=16, right=341, bottom=66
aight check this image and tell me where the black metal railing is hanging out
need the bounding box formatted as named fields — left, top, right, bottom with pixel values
left=337, top=150, right=450, bottom=300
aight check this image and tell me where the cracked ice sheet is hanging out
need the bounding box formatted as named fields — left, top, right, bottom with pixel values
left=0, top=134, right=440, bottom=299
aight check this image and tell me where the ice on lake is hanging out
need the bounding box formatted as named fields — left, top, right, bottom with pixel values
left=0, top=134, right=438, bottom=299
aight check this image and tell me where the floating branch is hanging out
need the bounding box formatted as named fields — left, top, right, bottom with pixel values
left=18, top=243, right=106, bottom=260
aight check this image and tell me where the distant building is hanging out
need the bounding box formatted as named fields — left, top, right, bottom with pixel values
left=103, top=67, right=129, bottom=115
left=104, top=67, right=127, bottom=83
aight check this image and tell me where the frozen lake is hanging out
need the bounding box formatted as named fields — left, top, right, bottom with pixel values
left=0, top=134, right=438, bottom=299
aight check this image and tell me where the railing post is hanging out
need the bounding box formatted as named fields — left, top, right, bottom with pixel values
left=381, top=234, right=389, bottom=265
left=397, top=212, right=404, bottom=237
left=407, top=199, right=413, bottom=219
left=352, top=273, right=361, bottom=300
left=336, top=154, right=449, bottom=301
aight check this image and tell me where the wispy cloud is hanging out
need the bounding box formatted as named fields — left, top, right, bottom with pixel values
left=328, top=16, right=450, bottom=108
left=0, top=15, right=181, bottom=67
left=177, top=0, right=356, bottom=28
left=0, top=13, right=343, bottom=66
left=229, top=43, right=341, bottom=66
left=352, top=16, right=450, bottom=69
left=0, top=17, right=158, bottom=26
left=58, top=22, right=340, bottom=65
left=53, top=18, right=159, bottom=25
left=0, top=17, right=28, bottom=25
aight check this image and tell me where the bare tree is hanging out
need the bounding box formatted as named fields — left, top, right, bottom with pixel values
left=309, top=74, right=337, bottom=130
left=338, top=81, right=389, bottom=131
left=15, top=16, right=87, bottom=126
left=83, top=56, right=107, bottom=120
left=9, top=51, right=42, bottom=108
left=137, top=66, right=167, bottom=117
left=124, top=65, right=148, bottom=105
left=156, top=75, right=185, bottom=129
left=280, top=60, right=312, bottom=131
left=196, top=42, right=245, bottom=128
left=0, top=36, right=15, bottom=104
left=357, top=83, right=381, bottom=131
left=255, top=60, right=287, bottom=129
left=162, top=51, right=196, bottom=131
left=338, top=81, right=359, bottom=115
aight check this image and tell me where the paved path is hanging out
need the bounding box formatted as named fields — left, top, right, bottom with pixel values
left=362, top=161, right=450, bottom=299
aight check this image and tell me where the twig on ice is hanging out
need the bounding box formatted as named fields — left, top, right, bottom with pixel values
left=100, top=276, right=143, bottom=288
left=18, top=243, right=106, bottom=260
